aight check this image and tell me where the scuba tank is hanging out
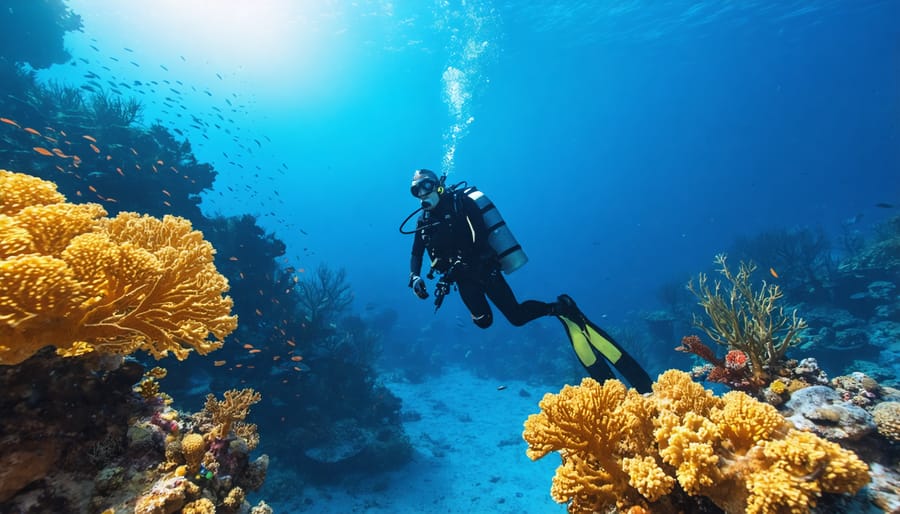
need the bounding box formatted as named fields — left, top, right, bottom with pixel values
left=461, top=186, right=528, bottom=274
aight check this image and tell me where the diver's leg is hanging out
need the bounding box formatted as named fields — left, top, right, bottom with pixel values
left=484, top=270, right=553, bottom=326
left=456, top=279, right=493, bottom=328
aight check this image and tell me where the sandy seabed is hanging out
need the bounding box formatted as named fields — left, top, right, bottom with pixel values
left=271, top=368, right=567, bottom=513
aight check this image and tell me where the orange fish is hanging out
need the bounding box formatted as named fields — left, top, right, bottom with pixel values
left=249, top=349, right=262, bottom=354
left=156, top=160, right=164, bottom=165
left=163, top=201, right=171, bottom=207
left=255, top=309, right=263, bottom=316
left=32, top=147, right=53, bottom=156
left=24, top=127, right=41, bottom=136
left=82, top=135, right=97, bottom=143
left=89, top=143, right=100, bottom=153
left=0, top=117, right=20, bottom=127
left=213, top=360, right=227, bottom=367
left=229, top=256, right=239, bottom=261
left=88, top=185, right=97, bottom=193
left=291, top=356, right=303, bottom=362
left=769, top=267, right=779, bottom=279
left=243, top=344, right=254, bottom=349
left=51, top=148, right=68, bottom=158
left=293, top=366, right=302, bottom=372
left=286, top=340, right=296, bottom=347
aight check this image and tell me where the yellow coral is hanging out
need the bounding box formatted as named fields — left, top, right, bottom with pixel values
left=234, top=422, right=260, bottom=451
left=714, top=391, right=788, bottom=452
left=621, top=456, right=675, bottom=502
left=769, top=379, right=787, bottom=395
left=182, top=498, right=215, bottom=514
left=0, top=170, right=237, bottom=365
left=524, top=378, right=657, bottom=512
left=524, top=369, right=871, bottom=514
left=223, top=486, right=246, bottom=510
left=204, top=388, right=262, bottom=440
left=0, top=169, right=65, bottom=215
left=181, top=433, right=206, bottom=474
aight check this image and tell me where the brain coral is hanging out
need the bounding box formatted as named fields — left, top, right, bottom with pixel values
left=872, top=401, right=900, bottom=442
left=180, top=433, right=207, bottom=474
left=523, top=370, right=871, bottom=514
left=0, top=169, right=237, bottom=365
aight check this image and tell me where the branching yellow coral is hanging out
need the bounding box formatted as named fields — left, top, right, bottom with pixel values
left=204, top=388, right=262, bottom=440
left=0, top=170, right=237, bottom=365
left=523, top=370, right=870, bottom=514
left=524, top=378, right=659, bottom=512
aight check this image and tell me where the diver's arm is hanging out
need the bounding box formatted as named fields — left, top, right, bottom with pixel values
left=410, top=229, right=425, bottom=276
left=409, top=232, right=428, bottom=299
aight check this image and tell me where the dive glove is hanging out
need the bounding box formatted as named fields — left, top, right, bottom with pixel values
left=409, top=274, right=429, bottom=299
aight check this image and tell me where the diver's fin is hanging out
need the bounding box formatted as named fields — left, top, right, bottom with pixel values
left=557, top=315, right=616, bottom=382
left=581, top=317, right=653, bottom=394
left=555, top=296, right=653, bottom=393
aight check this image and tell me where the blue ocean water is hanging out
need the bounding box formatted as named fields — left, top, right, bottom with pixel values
left=38, top=1, right=898, bottom=328
left=3, top=0, right=899, bottom=512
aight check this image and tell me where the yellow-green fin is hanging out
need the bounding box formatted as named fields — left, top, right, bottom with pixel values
left=560, top=316, right=596, bottom=366
left=586, top=323, right=622, bottom=364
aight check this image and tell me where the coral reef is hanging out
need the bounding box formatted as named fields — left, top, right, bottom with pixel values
left=523, top=370, right=870, bottom=514
left=687, top=253, right=808, bottom=387
left=0, top=349, right=271, bottom=513
left=0, top=169, right=237, bottom=365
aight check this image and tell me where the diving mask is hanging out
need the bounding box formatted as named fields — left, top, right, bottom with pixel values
left=410, top=178, right=438, bottom=198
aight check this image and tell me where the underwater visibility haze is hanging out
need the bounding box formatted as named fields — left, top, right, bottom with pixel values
left=0, top=0, right=898, bottom=513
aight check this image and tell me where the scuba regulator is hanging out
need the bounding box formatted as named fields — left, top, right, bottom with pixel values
left=428, top=259, right=460, bottom=313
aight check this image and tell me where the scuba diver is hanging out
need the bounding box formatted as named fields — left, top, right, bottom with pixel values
left=399, top=168, right=652, bottom=393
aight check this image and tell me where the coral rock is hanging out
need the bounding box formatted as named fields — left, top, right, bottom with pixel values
left=784, top=386, right=876, bottom=441
left=0, top=440, right=60, bottom=502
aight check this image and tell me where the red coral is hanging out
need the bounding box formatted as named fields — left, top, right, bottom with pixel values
left=675, top=335, right=724, bottom=367
left=724, top=350, right=749, bottom=370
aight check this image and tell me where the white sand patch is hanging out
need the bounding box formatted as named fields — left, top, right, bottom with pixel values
left=274, top=368, right=568, bottom=513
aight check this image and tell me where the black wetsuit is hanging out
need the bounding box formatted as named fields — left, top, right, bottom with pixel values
left=410, top=188, right=553, bottom=328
